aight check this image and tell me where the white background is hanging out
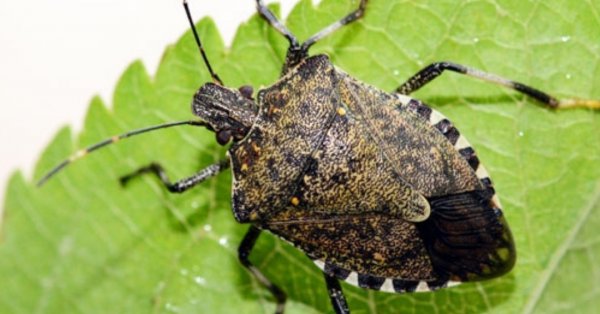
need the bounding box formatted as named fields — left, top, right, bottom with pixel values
left=0, top=0, right=298, bottom=209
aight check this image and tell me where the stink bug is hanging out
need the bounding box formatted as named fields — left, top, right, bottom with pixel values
left=35, top=1, right=600, bottom=314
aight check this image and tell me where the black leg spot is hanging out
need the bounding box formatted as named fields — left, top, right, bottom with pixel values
left=426, top=279, right=448, bottom=291
left=480, top=177, right=496, bottom=195
left=392, top=279, right=420, bottom=293
left=324, top=263, right=351, bottom=280
left=458, top=147, right=480, bottom=171
left=405, top=98, right=433, bottom=121
left=434, top=119, right=460, bottom=145
left=358, top=274, right=385, bottom=290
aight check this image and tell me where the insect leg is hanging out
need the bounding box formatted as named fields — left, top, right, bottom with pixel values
left=396, top=61, right=600, bottom=109
left=256, top=0, right=368, bottom=73
left=256, top=0, right=300, bottom=48
left=119, top=159, right=229, bottom=194
left=323, top=273, right=350, bottom=314
left=301, top=0, right=368, bottom=51
left=239, top=225, right=287, bottom=314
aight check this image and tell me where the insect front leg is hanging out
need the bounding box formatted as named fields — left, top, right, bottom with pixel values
left=256, top=0, right=368, bottom=74
left=239, top=225, right=287, bottom=314
left=120, top=159, right=229, bottom=193
left=396, top=61, right=600, bottom=109
left=323, top=273, right=350, bottom=314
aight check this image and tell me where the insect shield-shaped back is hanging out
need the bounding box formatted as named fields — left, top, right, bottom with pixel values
left=224, top=54, right=515, bottom=290
left=228, top=55, right=430, bottom=225
left=192, top=83, right=258, bottom=145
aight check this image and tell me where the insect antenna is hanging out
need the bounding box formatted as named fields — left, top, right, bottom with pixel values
left=183, top=0, right=223, bottom=86
left=37, top=120, right=210, bottom=187
left=38, top=2, right=221, bottom=187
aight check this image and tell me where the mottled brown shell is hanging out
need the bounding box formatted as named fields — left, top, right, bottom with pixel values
left=228, top=54, right=515, bottom=292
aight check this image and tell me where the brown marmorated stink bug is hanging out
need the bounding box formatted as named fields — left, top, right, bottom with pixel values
left=37, top=1, right=600, bottom=313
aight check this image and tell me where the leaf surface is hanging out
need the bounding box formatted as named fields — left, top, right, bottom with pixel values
left=2, top=0, right=600, bottom=313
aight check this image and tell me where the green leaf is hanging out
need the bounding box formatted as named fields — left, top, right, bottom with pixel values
left=2, top=0, right=599, bottom=313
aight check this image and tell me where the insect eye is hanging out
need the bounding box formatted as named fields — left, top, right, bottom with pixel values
left=216, top=130, right=232, bottom=146
left=238, top=85, right=254, bottom=99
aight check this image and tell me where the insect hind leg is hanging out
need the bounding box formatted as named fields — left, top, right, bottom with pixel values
left=396, top=61, right=600, bottom=109
left=239, top=225, right=287, bottom=314
left=323, top=273, right=350, bottom=314
left=120, top=159, right=229, bottom=193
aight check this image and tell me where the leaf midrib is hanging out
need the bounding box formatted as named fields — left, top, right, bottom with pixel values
left=520, top=180, right=600, bottom=314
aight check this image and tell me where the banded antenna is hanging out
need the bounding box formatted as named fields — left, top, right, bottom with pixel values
left=183, top=0, right=223, bottom=85
left=37, top=1, right=218, bottom=186
left=36, top=121, right=210, bottom=186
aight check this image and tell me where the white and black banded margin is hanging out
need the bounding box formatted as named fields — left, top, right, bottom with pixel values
left=312, top=259, right=460, bottom=294
left=258, top=231, right=462, bottom=294
left=394, top=94, right=502, bottom=210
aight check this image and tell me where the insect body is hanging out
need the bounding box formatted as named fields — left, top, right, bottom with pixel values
left=196, top=53, right=515, bottom=309
left=38, top=1, right=600, bottom=313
